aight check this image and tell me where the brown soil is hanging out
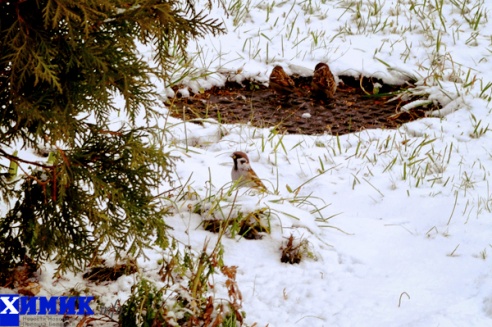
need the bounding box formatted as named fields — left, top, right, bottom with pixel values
left=167, top=75, right=430, bottom=135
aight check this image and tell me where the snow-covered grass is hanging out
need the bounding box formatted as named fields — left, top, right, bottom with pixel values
left=4, top=0, right=492, bottom=325
left=152, top=0, right=492, bottom=324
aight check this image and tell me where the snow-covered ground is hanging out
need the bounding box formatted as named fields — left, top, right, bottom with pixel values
left=157, top=0, right=492, bottom=325
left=5, top=0, right=492, bottom=326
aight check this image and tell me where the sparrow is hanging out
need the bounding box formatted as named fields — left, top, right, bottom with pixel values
left=311, top=62, right=337, bottom=100
left=231, top=151, right=267, bottom=191
left=269, top=65, right=300, bottom=96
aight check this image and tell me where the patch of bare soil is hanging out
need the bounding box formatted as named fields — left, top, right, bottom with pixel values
left=168, top=75, right=430, bottom=135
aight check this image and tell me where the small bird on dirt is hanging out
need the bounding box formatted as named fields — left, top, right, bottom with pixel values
left=311, top=62, right=337, bottom=100
left=269, top=66, right=300, bottom=96
left=231, top=151, right=267, bottom=191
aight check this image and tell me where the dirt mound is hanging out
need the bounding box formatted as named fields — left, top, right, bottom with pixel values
left=168, top=75, right=429, bottom=135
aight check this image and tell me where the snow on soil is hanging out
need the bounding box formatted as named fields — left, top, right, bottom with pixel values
left=3, top=0, right=492, bottom=326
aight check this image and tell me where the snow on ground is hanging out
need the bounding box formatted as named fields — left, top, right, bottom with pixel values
left=4, top=0, right=492, bottom=326
left=163, top=113, right=492, bottom=326
left=152, top=0, right=492, bottom=325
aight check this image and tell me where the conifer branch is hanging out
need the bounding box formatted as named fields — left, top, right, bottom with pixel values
left=0, top=148, right=55, bottom=169
left=0, top=0, right=223, bottom=278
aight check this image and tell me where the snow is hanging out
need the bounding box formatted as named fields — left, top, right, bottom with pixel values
left=3, top=0, right=492, bottom=326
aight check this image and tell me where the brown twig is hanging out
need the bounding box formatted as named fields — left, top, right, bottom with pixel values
left=0, top=148, right=60, bottom=202
left=0, top=148, right=55, bottom=169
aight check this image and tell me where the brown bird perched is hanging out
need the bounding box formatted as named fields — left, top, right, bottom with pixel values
left=269, top=65, right=300, bottom=96
left=231, top=151, right=267, bottom=191
left=311, top=62, right=337, bottom=100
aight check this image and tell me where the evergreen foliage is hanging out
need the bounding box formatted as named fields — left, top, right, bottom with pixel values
left=0, top=0, right=225, bottom=280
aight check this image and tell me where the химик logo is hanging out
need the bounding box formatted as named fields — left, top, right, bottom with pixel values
left=0, top=295, right=94, bottom=327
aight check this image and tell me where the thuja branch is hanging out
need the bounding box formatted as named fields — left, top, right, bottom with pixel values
left=0, top=148, right=59, bottom=201
left=0, top=148, right=55, bottom=170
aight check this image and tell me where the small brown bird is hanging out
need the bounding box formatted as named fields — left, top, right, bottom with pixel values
left=231, top=151, right=267, bottom=191
left=311, top=62, right=337, bottom=100
left=269, top=65, right=298, bottom=96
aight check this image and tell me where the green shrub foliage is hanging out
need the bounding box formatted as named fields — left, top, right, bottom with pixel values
left=0, top=0, right=224, bottom=279
left=120, top=278, right=167, bottom=327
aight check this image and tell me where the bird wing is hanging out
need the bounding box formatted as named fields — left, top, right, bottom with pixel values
left=270, top=68, right=295, bottom=88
